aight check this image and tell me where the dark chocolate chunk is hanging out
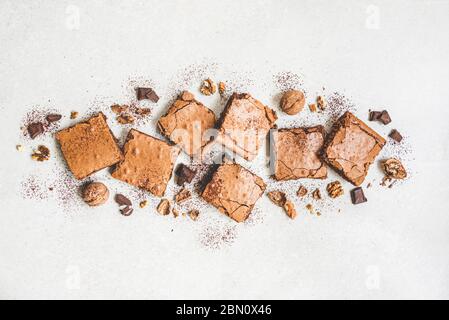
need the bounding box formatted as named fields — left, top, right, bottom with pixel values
left=114, top=194, right=132, bottom=207
left=379, top=110, right=391, bottom=125
left=46, top=114, right=62, bottom=123
left=120, top=206, right=133, bottom=216
left=369, top=111, right=382, bottom=121
left=27, top=122, right=44, bottom=139
left=351, top=187, right=367, bottom=205
left=175, top=164, right=196, bottom=186
left=389, top=129, right=403, bottom=143
left=136, top=87, right=159, bottom=102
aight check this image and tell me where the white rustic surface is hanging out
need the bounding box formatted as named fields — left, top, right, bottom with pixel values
left=0, top=0, right=448, bottom=299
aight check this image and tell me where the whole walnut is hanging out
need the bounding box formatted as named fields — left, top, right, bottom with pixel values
left=280, top=90, right=305, bottom=115
left=82, top=182, right=109, bottom=206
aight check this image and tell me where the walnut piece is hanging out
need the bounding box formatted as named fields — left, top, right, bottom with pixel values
left=317, top=96, right=326, bottom=110
left=218, top=81, right=226, bottom=95
left=297, top=185, right=308, bottom=197
left=283, top=201, right=297, bottom=219
left=326, top=181, right=344, bottom=198
left=383, top=158, right=407, bottom=179
left=139, top=200, right=148, bottom=208
left=188, top=209, right=199, bottom=221
left=117, top=114, right=135, bottom=125
left=82, top=182, right=109, bottom=206
left=309, top=103, right=317, bottom=112
left=175, top=188, right=191, bottom=203
left=267, top=191, right=287, bottom=207
left=111, top=104, right=129, bottom=114
left=280, top=90, right=305, bottom=115
left=200, top=78, right=217, bottom=96
left=31, top=145, right=50, bottom=162
left=157, top=199, right=170, bottom=215
left=70, top=111, right=78, bottom=119
left=312, top=188, right=322, bottom=200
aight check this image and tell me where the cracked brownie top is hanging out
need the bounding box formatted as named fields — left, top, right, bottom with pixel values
left=157, top=91, right=216, bottom=158
left=111, top=129, right=180, bottom=197
left=201, top=162, right=266, bottom=223
left=272, top=126, right=327, bottom=181
left=323, top=111, right=385, bottom=186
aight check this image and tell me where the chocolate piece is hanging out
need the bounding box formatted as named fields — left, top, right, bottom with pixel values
left=267, top=191, right=287, bottom=207
left=297, top=185, right=308, bottom=197
left=156, top=199, right=171, bottom=215
left=369, top=111, right=382, bottom=121
left=379, top=111, right=391, bottom=125
left=82, top=182, right=109, bottom=206
left=272, top=126, right=327, bottom=180
left=120, top=206, right=133, bottom=216
left=322, top=111, right=386, bottom=186
left=215, top=93, right=277, bottom=160
left=383, top=158, right=407, bottom=179
left=350, top=187, right=367, bottom=205
left=202, top=162, right=266, bottom=222
left=111, top=129, right=180, bottom=197
left=158, top=91, right=216, bottom=157
left=200, top=79, right=217, bottom=96
left=136, top=87, right=159, bottom=102
left=326, top=181, right=344, bottom=198
left=175, top=163, right=196, bottom=186
left=280, top=90, right=305, bottom=115
left=389, top=129, right=403, bottom=143
left=55, top=113, right=123, bottom=179
left=27, top=122, right=44, bottom=139
left=175, top=188, right=191, bottom=203
left=46, top=114, right=62, bottom=123
left=115, top=194, right=132, bottom=207
left=283, top=201, right=297, bottom=219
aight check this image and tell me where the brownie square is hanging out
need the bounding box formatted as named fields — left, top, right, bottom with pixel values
left=323, top=112, right=386, bottom=186
left=272, top=126, right=327, bottom=180
left=111, top=129, right=180, bottom=197
left=55, top=113, right=122, bottom=180
left=202, top=162, right=266, bottom=222
left=158, top=91, right=216, bottom=158
left=215, top=93, right=277, bottom=161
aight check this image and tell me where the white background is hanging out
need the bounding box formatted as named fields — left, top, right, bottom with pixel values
left=1, top=0, right=448, bottom=299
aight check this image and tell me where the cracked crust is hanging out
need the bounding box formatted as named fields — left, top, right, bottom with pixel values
left=272, top=126, right=327, bottom=181
left=215, top=93, right=277, bottom=161
left=322, top=112, right=385, bottom=186
left=157, top=91, right=216, bottom=158
left=201, top=162, right=266, bottom=222
left=111, top=129, right=180, bottom=197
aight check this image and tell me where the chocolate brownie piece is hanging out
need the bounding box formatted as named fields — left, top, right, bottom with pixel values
left=272, top=126, right=327, bottom=180
left=215, top=93, right=277, bottom=161
left=55, top=113, right=122, bottom=180
left=158, top=91, right=216, bottom=157
left=202, top=162, right=266, bottom=222
left=323, top=111, right=386, bottom=186
left=111, top=129, right=180, bottom=197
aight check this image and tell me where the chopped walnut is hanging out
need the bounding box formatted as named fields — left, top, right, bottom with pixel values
left=309, top=103, right=317, bottom=112
left=117, top=114, right=135, bottom=125
left=267, top=191, right=287, bottom=207
left=188, top=209, right=199, bottom=221
left=306, top=203, right=314, bottom=214
left=156, top=199, right=170, bottom=215
left=172, top=207, right=180, bottom=218
left=200, top=78, right=217, bottom=96
left=16, top=145, right=23, bottom=152
left=139, top=200, right=148, bottom=208
left=283, top=201, right=297, bottom=219
left=297, top=185, right=308, bottom=197
left=317, top=96, right=326, bottom=110
left=135, top=108, right=151, bottom=116
left=175, top=188, right=191, bottom=203
left=111, top=104, right=129, bottom=114
left=312, top=188, right=322, bottom=200
left=218, top=81, right=226, bottom=95
left=383, top=158, right=407, bottom=179
left=70, top=111, right=78, bottom=119
left=326, top=181, right=344, bottom=198
left=31, top=145, right=50, bottom=162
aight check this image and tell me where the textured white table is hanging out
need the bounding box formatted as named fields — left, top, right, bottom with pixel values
left=0, top=0, right=448, bottom=299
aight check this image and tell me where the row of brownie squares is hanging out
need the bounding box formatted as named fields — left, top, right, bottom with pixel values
left=55, top=91, right=385, bottom=222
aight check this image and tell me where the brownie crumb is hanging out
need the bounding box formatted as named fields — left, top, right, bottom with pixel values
left=172, top=207, right=180, bottom=218
left=326, top=181, right=344, bottom=198
left=309, top=103, right=317, bottom=112
left=297, top=185, right=308, bottom=197
left=157, top=199, right=171, bottom=215
left=175, top=188, right=191, bottom=203
left=267, top=191, right=287, bottom=207
left=188, top=209, right=199, bottom=221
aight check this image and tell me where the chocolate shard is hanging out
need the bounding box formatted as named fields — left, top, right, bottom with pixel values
left=115, top=194, right=132, bottom=207
left=389, top=129, right=403, bottom=143
left=351, top=187, right=367, bottom=205
left=175, top=164, right=196, bottom=186
left=369, top=111, right=382, bottom=121
left=27, top=122, right=44, bottom=139
left=136, top=87, right=159, bottom=102
left=46, top=114, right=62, bottom=123
left=120, top=206, right=133, bottom=216
left=379, top=110, right=391, bottom=125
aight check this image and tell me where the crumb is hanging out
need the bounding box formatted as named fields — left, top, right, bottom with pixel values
left=283, top=201, right=297, bottom=219
left=267, top=190, right=287, bottom=207
left=317, top=96, right=326, bottom=110
left=172, top=207, right=180, bottom=218
left=218, top=81, right=226, bottom=95
left=312, top=188, right=322, bottom=200
left=367, top=183, right=372, bottom=188
left=139, top=200, right=148, bottom=208
left=16, top=145, right=23, bottom=152
left=297, top=185, right=308, bottom=197
left=70, top=111, right=78, bottom=119
left=175, top=188, right=191, bottom=203
left=188, top=209, right=199, bottom=221
left=309, top=103, right=317, bottom=112
left=156, top=199, right=170, bottom=215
